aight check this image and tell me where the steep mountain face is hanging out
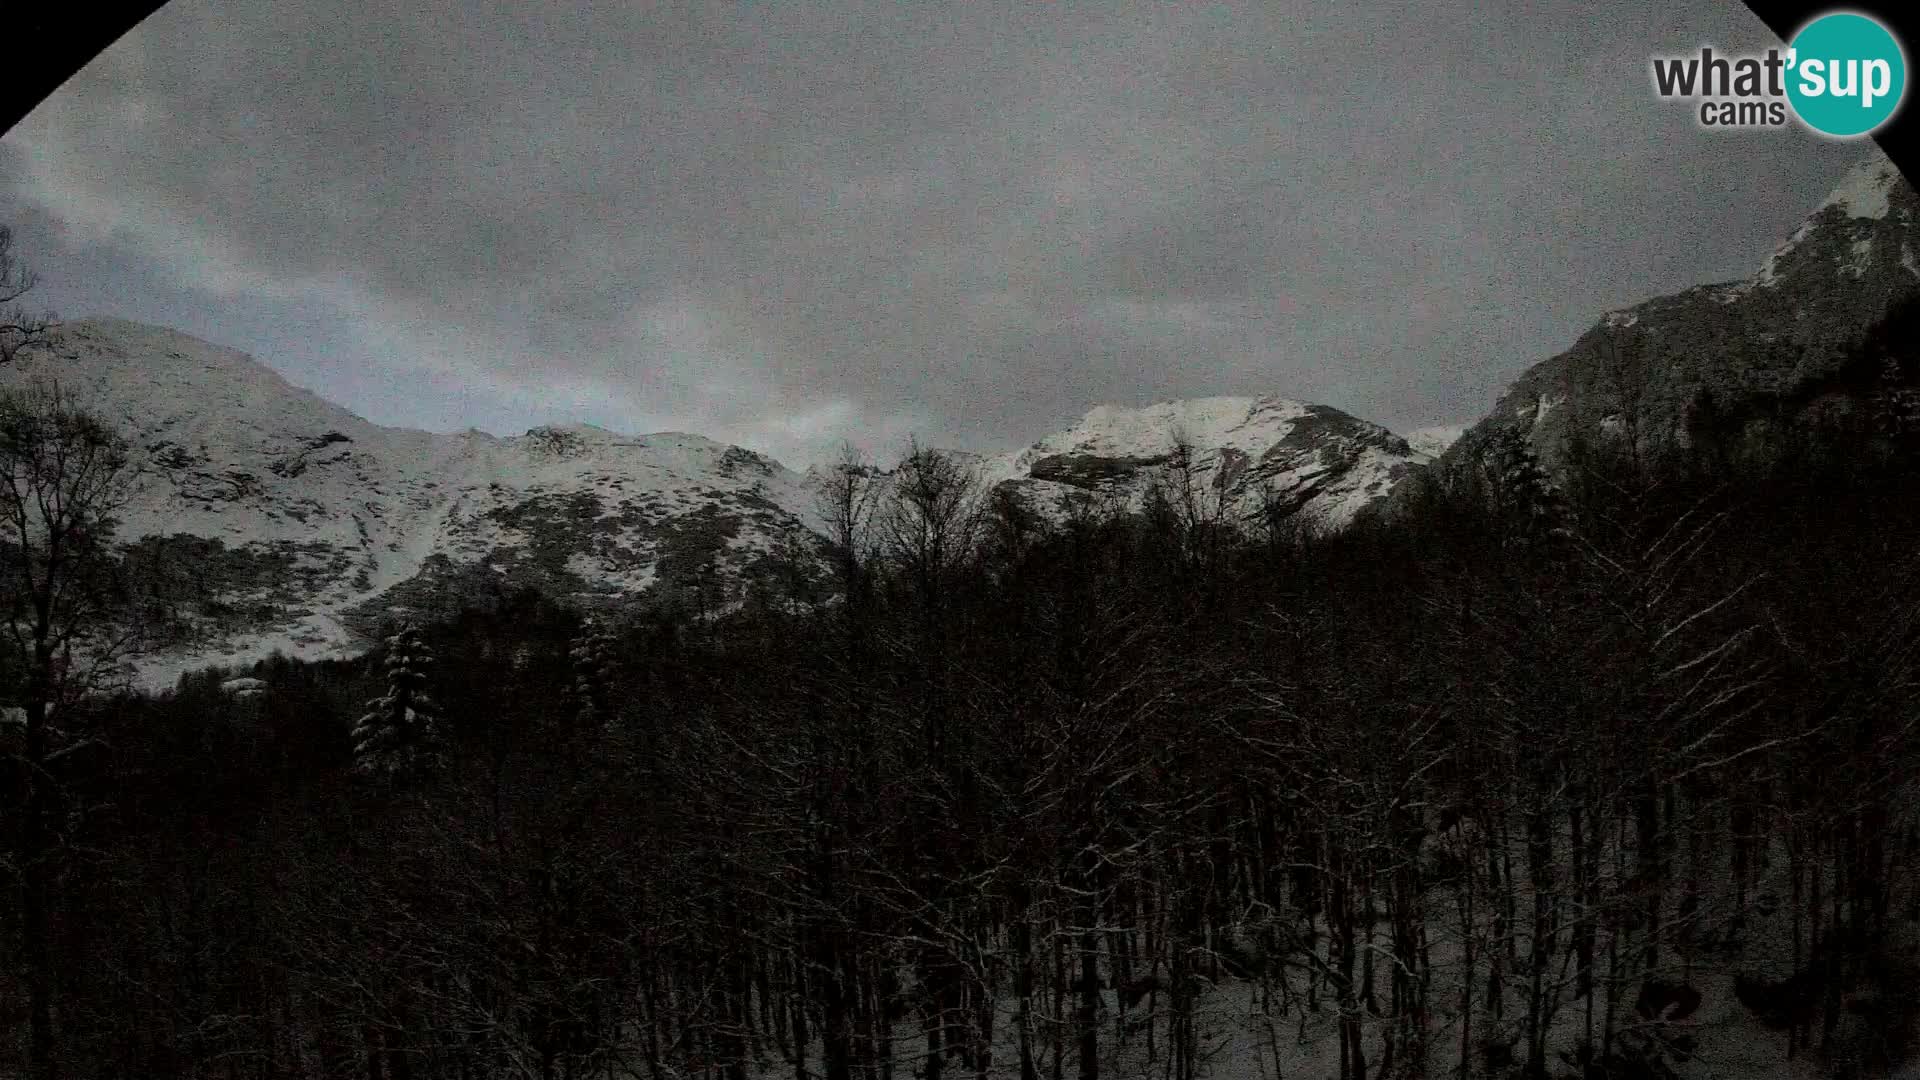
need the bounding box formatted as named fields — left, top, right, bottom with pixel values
left=0, top=319, right=828, bottom=687
left=977, top=395, right=1428, bottom=529
left=1447, top=149, right=1917, bottom=473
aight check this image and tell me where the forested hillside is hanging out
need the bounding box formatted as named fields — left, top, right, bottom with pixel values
left=4, top=297, right=1918, bottom=1080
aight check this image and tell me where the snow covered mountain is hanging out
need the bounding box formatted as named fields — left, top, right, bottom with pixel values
left=1444, top=148, right=1918, bottom=473
left=29, top=144, right=1896, bottom=688
left=1, top=319, right=1431, bottom=688
left=976, top=395, right=1427, bottom=529
left=0, top=318, right=830, bottom=687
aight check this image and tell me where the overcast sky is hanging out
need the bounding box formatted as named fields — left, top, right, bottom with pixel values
left=0, top=1, right=1870, bottom=467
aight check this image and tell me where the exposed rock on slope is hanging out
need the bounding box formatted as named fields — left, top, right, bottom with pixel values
left=1446, top=149, right=1918, bottom=473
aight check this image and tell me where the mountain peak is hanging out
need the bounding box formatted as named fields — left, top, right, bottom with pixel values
left=1818, top=146, right=1903, bottom=221
left=1746, top=149, right=1913, bottom=288
left=982, top=393, right=1419, bottom=529
left=1403, top=425, right=1466, bottom=460
left=1439, top=149, right=1920, bottom=480
left=526, top=421, right=617, bottom=440
left=1063, top=395, right=1315, bottom=455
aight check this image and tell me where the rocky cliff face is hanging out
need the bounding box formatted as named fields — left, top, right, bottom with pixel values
left=1446, top=149, right=1917, bottom=473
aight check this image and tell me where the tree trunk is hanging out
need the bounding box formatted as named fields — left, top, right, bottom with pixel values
left=23, top=685, right=57, bottom=1080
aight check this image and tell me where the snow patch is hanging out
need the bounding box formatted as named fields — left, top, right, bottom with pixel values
left=1533, top=393, right=1563, bottom=428
left=1848, top=236, right=1875, bottom=277
left=220, top=677, right=268, bottom=699
left=130, top=612, right=362, bottom=695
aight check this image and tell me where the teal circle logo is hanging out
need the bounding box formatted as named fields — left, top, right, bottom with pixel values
left=1786, top=13, right=1907, bottom=137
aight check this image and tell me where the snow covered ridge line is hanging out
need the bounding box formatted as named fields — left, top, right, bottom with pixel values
left=0, top=319, right=833, bottom=688
left=0, top=320, right=1445, bottom=688
left=972, top=395, right=1432, bottom=530
left=1729, top=148, right=1908, bottom=298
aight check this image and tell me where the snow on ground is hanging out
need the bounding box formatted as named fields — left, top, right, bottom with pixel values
left=726, top=802, right=1917, bottom=1080
left=129, top=612, right=362, bottom=695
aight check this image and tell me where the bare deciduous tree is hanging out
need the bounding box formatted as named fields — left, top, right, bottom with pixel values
left=0, top=227, right=53, bottom=366
left=879, top=440, right=982, bottom=609
left=814, top=442, right=884, bottom=603
left=0, top=384, right=136, bottom=1080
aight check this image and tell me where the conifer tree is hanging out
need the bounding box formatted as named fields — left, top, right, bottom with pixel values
left=352, top=622, right=443, bottom=775
left=1482, top=426, right=1573, bottom=548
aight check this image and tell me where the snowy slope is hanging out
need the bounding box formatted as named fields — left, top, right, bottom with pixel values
left=1736, top=148, right=1907, bottom=295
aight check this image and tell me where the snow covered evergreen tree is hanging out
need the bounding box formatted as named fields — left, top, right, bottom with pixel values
left=564, top=618, right=619, bottom=730
left=351, top=622, right=443, bottom=775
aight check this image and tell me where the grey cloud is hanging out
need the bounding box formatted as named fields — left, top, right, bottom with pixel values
left=0, top=0, right=1875, bottom=466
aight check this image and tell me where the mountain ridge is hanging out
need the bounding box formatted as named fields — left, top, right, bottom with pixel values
left=975, top=394, right=1426, bottom=528
left=18, top=148, right=1905, bottom=690
left=1436, top=148, right=1918, bottom=477
left=1, top=319, right=1428, bottom=689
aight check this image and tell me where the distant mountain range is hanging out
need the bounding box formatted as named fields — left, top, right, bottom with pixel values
left=0, top=149, right=1908, bottom=689
left=0, top=320, right=1434, bottom=687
